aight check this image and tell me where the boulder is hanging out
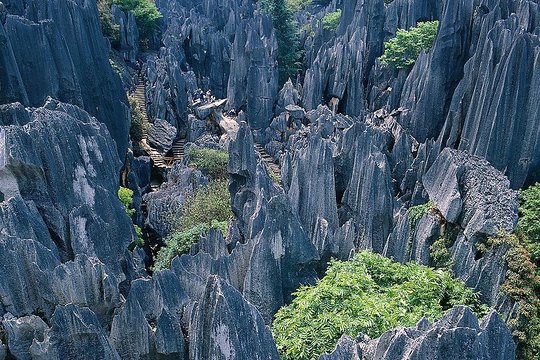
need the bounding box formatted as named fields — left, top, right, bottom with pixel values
left=148, top=119, right=177, bottom=153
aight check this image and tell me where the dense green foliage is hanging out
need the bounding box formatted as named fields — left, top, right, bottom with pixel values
left=153, top=180, right=232, bottom=270
left=430, top=234, right=453, bottom=270
left=152, top=220, right=228, bottom=270
left=114, top=0, right=162, bottom=42
left=272, top=251, right=485, bottom=360
left=499, top=183, right=540, bottom=359
left=187, top=147, right=229, bottom=180
left=118, top=187, right=144, bottom=250
left=407, top=201, right=433, bottom=229
left=379, top=21, right=439, bottom=69
left=260, top=0, right=301, bottom=85
left=97, top=0, right=161, bottom=46
left=118, top=186, right=136, bottom=217
left=517, top=184, right=540, bottom=263
left=98, top=0, right=120, bottom=47
left=322, top=10, right=341, bottom=32
left=476, top=232, right=540, bottom=359
left=128, top=96, right=145, bottom=142
left=285, top=0, right=311, bottom=11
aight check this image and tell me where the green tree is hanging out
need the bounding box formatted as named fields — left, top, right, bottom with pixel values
left=379, top=21, right=439, bottom=69
left=272, top=251, right=486, bottom=360
left=260, top=0, right=301, bottom=85
left=114, top=0, right=162, bottom=44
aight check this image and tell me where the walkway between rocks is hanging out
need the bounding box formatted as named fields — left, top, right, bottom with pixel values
left=254, top=143, right=282, bottom=183
left=133, top=80, right=184, bottom=170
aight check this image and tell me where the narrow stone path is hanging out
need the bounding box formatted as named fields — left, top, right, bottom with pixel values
left=254, top=143, right=282, bottom=183
left=133, top=80, right=184, bottom=170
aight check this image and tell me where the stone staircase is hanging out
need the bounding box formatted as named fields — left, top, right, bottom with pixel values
left=133, top=80, right=184, bottom=170
left=254, top=143, right=282, bottom=183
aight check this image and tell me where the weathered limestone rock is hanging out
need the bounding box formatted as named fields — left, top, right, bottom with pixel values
left=302, top=0, right=384, bottom=116
left=3, top=314, right=49, bottom=360
left=111, top=5, right=139, bottom=63
left=143, top=164, right=205, bottom=238
left=284, top=131, right=339, bottom=256
left=189, top=276, right=280, bottom=360
left=227, top=15, right=278, bottom=130
left=1, top=0, right=130, bottom=155
left=146, top=48, right=188, bottom=133
left=438, top=1, right=540, bottom=188
left=31, top=305, right=121, bottom=360
left=423, top=148, right=518, bottom=239
left=148, top=119, right=177, bottom=153
left=397, top=0, right=474, bottom=141
left=321, top=306, right=516, bottom=360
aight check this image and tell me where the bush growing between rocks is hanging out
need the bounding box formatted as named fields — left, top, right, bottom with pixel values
left=153, top=180, right=232, bottom=270
left=114, top=0, right=162, bottom=42
left=98, top=0, right=120, bottom=47
left=118, top=187, right=144, bottom=250
left=97, top=0, right=161, bottom=47
left=187, top=147, right=229, bottom=180
left=379, top=21, right=439, bottom=69
left=128, top=95, right=145, bottom=142
left=492, top=183, right=540, bottom=359
left=285, top=0, right=311, bottom=11
left=322, top=9, right=341, bottom=32
left=272, top=251, right=486, bottom=360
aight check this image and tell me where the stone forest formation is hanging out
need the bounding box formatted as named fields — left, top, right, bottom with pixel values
left=0, top=0, right=539, bottom=359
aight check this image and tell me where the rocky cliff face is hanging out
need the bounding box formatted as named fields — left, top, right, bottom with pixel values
left=0, top=0, right=536, bottom=358
left=321, top=306, right=516, bottom=360
left=0, top=0, right=130, bottom=156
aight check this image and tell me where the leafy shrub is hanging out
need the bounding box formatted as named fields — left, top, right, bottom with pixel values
left=322, top=9, right=341, bottom=32
left=517, top=183, right=540, bottom=264
left=153, top=180, right=232, bottom=270
left=152, top=220, right=228, bottom=270
left=176, top=180, right=232, bottom=230
left=118, top=186, right=135, bottom=217
left=407, top=200, right=434, bottom=231
left=379, top=21, right=439, bottom=69
left=187, top=147, right=229, bottom=180
left=500, top=184, right=540, bottom=358
left=272, top=251, right=485, bottom=360
left=128, top=95, right=146, bottom=142
left=113, top=0, right=162, bottom=44
left=285, top=0, right=311, bottom=11
left=260, top=0, right=302, bottom=85
left=118, top=187, right=144, bottom=250
left=477, top=232, right=540, bottom=359
left=430, top=235, right=453, bottom=269
left=97, top=0, right=120, bottom=47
